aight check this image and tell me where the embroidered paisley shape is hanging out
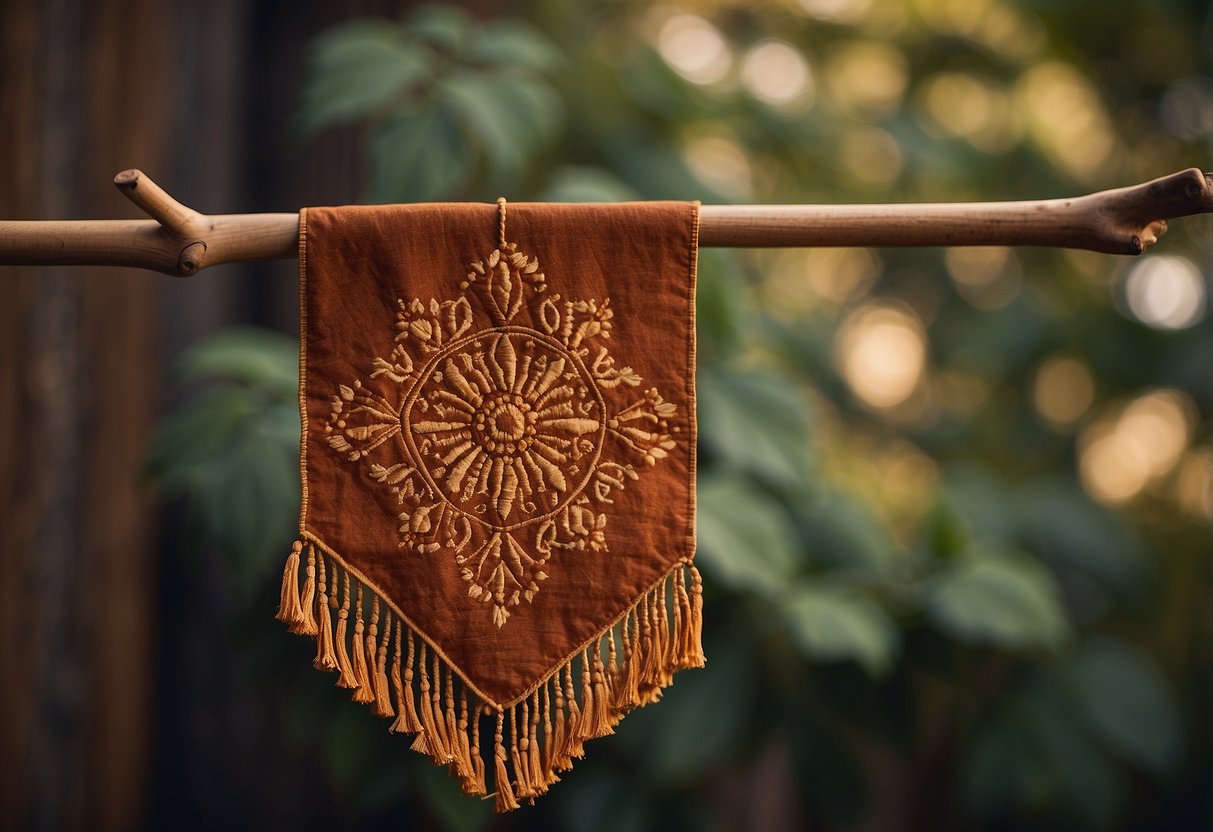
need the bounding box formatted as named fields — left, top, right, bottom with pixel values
left=325, top=242, right=678, bottom=627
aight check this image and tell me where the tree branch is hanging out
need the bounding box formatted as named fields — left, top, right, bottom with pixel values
left=0, top=167, right=1207, bottom=277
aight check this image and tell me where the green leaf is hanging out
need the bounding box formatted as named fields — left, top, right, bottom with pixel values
left=370, top=103, right=470, bottom=202
left=201, top=421, right=299, bottom=592
left=696, top=473, right=802, bottom=595
left=1069, top=638, right=1182, bottom=776
left=440, top=72, right=526, bottom=178
left=145, top=386, right=251, bottom=487
left=796, top=492, right=898, bottom=576
left=492, top=73, right=563, bottom=147
left=698, top=368, right=813, bottom=488
left=298, top=19, right=433, bottom=134
left=174, top=326, right=298, bottom=394
left=927, top=549, right=1070, bottom=649
left=465, top=21, right=561, bottom=70
left=147, top=328, right=302, bottom=597
left=1014, top=478, right=1149, bottom=600
left=406, top=3, right=475, bottom=51
left=781, top=584, right=899, bottom=677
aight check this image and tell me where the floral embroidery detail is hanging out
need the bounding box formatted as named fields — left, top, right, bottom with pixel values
left=325, top=243, right=678, bottom=627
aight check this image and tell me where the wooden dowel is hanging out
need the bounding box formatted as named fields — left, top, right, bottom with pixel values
left=0, top=167, right=1208, bottom=277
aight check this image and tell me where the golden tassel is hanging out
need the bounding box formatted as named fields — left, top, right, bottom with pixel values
left=637, top=590, right=662, bottom=703
left=655, top=577, right=673, bottom=687
left=687, top=563, right=706, bottom=668
left=363, top=595, right=381, bottom=705
left=399, top=628, right=423, bottom=733
left=430, top=654, right=453, bottom=757
left=511, top=704, right=535, bottom=799
left=613, top=611, right=638, bottom=711
left=389, top=621, right=415, bottom=733
left=541, top=682, right=560, bottom=787
left=550, top=674, right=570, bottom=772
left=275, top=541, right=304, bottom=629
left=412, top=644, right=449, bottom=761
left=673, top=566, right=691, bottom=666
left=587, top=643, right=614, bottom=738
left=576, top=648, right=596, bottom=748
left=334, top=571, right=357, bottom=689
left=528, top=691, right=546, bottom=794
left=372, top=604, right=394, bottom=718
left=453, top=689, right=478, bottom=791
left=562, top=663, right=585, bottom=762
left=625, top=609, right=644, bottom=707
left=313, top=554, right=338, bottom=671
left=350, top=586, right=373, bottom=703
left=606, top=627, right=619, bottom=700
left=493, top=711, right=519, bottom=813
left=445, top=670, right=472, bottom=781
left=295, top=544, right=318, bottom=635
left=470, top=704, right=487, bottom=796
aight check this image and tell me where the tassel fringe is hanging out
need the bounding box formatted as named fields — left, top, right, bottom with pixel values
left=351, top=586, right=374, bottom=703
left=277, top=542, right=705, bottom=812
left=334, top=570, right=357, bottom=688
left=313, top=554, right=337, bottom=671
left=275, top=541, right=305, bottom=630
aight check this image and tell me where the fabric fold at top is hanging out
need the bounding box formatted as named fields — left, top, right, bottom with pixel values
left=276, top=199, right=703, bottom=809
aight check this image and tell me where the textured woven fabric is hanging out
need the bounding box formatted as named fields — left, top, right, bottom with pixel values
left=275, top=200, right=704, bottom=808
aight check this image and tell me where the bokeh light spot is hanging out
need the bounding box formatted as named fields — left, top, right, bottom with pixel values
left=1123, top=255, right=1206, bottom=330
left=806, top=247, right=882, bottom=304
left=836, top=304, right=926, bottom=409
left=797, top=0, right=873, bottom=24
left=918, top=73, right=1018, bottom=153
left=1175, top=448, right=1213, bottom=521
left=1079, top=389, right=1196, bottom=505
left=1032, top=356, right=1095, bottom=428
left=741, top=40, right=813, bottom=109
left=657, top=14, right=731, bottom=85
left=1016, top=62, right=1118, bottom=183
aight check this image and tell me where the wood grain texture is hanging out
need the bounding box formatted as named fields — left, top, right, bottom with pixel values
left=0, top=1, right=165, bottom=829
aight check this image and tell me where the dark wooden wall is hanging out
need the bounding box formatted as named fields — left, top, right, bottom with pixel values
left=0, top=1, right=386, bottom=828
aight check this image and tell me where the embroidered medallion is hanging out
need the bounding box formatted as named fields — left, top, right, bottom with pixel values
left=324, top=240, right=678, bottom=627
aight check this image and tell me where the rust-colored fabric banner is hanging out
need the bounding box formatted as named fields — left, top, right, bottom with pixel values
left=275, top=200, right=704, bottom=809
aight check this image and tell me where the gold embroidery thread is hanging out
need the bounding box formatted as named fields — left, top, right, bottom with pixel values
left=324, top=236, right=679, bottom=627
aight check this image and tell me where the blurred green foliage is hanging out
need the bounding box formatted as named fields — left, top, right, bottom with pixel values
left=149, top=1, right=1211, bottom=829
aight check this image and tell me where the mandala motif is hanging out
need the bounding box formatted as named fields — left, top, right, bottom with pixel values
left=325, top=243, right=679, bottom=626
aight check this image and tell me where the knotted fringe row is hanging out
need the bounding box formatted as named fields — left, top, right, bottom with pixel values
left=276, top=543, right=706, bottom=813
